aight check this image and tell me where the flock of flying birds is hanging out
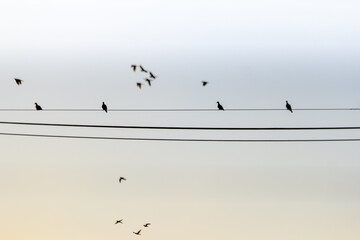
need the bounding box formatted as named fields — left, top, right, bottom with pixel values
left=131, top=64, right=158, bottom=89
left=117, top=176, right=151, bottom=236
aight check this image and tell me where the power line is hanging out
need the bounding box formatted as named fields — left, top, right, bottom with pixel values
left=1, top=120, right=360, bottom=131
left=0, top=132, right=359, bottom=142
left=0, top=108, right=359, bottom=112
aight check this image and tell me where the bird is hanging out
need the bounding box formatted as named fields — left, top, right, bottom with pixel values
left=202, top=81, right=208, bottom=86
left=217, top=101, right=224, bottom=111
left=102, top=102, right=108, bottom=113
left=143, top=223, right=151, bottom=227
left=149, top=72, right=156, bottom=79
left=131, top=65, right=137, bottom=72
left=286, top=101, right=293, bottom=113
left=115, top=219, right=123, bottom=224
left=35, top=103, right=42, bottom=110
left=133, top=230, right=141, bottom=235
left=136, top=82, right=142, bottom=89
left=14, top=78, right=23, bottom=85
left=119, top=177, right=126, bottom=183
left=139, top=65, right=147, bottom=73
left=145, top=78, right=153, bottom=86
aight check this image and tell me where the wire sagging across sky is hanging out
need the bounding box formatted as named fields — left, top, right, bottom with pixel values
left=0, top=108, right=359, bottom=112
left=0, top=132, right=360, bottom=142
left=1, top=120, right=360, bottom=131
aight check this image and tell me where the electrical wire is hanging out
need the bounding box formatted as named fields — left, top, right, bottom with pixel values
left=0, top=132, right=359, bottom=142
left=0, top=108, right=359, bottom=112
left=0, top=120, right=360, bottom=131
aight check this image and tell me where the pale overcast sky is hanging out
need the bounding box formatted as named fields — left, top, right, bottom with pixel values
left=0, top=0, right=360, bottom=239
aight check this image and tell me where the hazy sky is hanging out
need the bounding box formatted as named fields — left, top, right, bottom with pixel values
left=0, top=0, right=360, bottom=239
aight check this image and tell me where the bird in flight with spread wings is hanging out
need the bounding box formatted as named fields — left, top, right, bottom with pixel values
left=119, top=177, right=126, bottom=183
left=149, top=72, right=157, bottom=79
left=139, top=65, right=147, bottom=73
left=145, top=78, right=153, bottom=86
left=115, top=219, right=123, bottom=224
left=131, top=65, right=137, bottom=72
left=15, top=78, right=23, bottom=85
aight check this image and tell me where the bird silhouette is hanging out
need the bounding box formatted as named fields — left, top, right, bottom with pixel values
left=119, top=177, right=126, bottom=183
left=35, top=103, right=42, bottom=110
left=145, top=78, right=153, bottom=86
left=14, top=78, right=23, bottom=85
left=133, top=230, right=141, bottom=235
left=131, top=65, right=137, bottom=72
left=217, top=101, right=224, bottom=111
left=139, top=65, right=147, bottom=73
left=136, top=82, right=142, bottom=89
left=143, top=223, right=151, bottom=227
left=149, top=72, right=156, bottom=79
left=115, top=219, right=123, bottom=224
left=202, top=81, right=208, bottom=86
left=286, top=101, right=293, bottom=113
left=102, top=102, right=108, bottom=113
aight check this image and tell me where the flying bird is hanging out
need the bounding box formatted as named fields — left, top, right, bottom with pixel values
left=145, top=78, right=153, bottom=86
left=115, top=219, right=123, bottom=224
left=143, top=223, right=151, bottom=227
left=133, top=230, right=142, bottom=235
left=149, top=72, right=156, bottom=79
left=14, top=78, right=23, bottom=85
left=35, top=103, right=42, bottom=111
left=102, top=102, right=108, bottom=113
left=136, top=82, right=142, bottom=89
left=202, top=81, right=208, bottom=86
left=119, top=177, right=126, bottom=183
left=286, top=101, right=293, bottom=113
left=139, top=65, right=147, bottom=73
left=131, top=65, right=137, bottom=72
left=217, top=101, right=224, bottom=111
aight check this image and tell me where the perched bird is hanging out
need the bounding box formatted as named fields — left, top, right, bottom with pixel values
left=143, top=223, right=151, bottom=227
left=202, top=81, right=208, bottom=86
left=35, top=103, right=42, bottom=111
left=145, top=78, right=153, bottom=86
left=139, top=65, right=147, bottom=73
left=119, top=177, right=126, bottom=183
left=133, top=230, right=142, bottom=235
left=217, top=101, right=224, bottom=111
left=149, top=72, right=156, bottom=79
left=136, top=82, right=142, bottom=89
left=286, top=101, right=293, bottom=113
left=14, top=78, right=23, bottom=85
left=131, top=65, right=137, bottom=72
left=102, top=102, right=108, bottom=113
left=115, top=219, right=123, bottom=224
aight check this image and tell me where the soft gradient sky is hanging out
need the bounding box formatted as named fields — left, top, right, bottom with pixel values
left=0, top=0, right=360, bottom=239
